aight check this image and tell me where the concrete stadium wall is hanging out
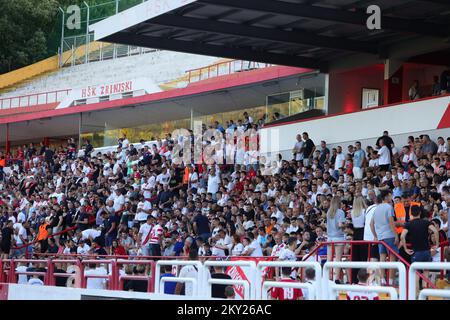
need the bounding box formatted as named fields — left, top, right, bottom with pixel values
left=0, top=51, right=220, bottom=99
left=2, top=283, right=210, bottom=300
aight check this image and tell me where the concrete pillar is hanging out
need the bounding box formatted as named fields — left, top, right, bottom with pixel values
left=384, top=59, right=404, bottom=105
left=5, top=124, right=10, bottom=156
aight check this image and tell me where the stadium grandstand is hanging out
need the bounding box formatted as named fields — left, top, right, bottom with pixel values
left=0, top=0, right=449, bottom=301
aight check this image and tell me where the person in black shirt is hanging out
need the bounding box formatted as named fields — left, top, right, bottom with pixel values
left=129, top=144, right=138, bottom=156
left=39, top=142, right=46, bottom=156
left=91, top=238, right=108, bottom=256
left=211, top=266, right=232, bottom=298
left=158, top=184, right=173, bottom=210
left=1, top=220, right=13, bottom=259
left=76, top=207, right=89, bottom=231
left=84, top=140, right=93, bottom=158
left=54, top=266, right=68, bottom=287
left=47, top=238, right=59, bottom=254
left=124, top=265, right=148, bottom=292
left=26, top=143, right=36, bottom=160
left=302, top=132, right=316, bottom=167
left=44, top=147, right=55, bottom=167
left=400, top=206, right=439, bottom=263
left=102, top=211, right=118, bottom=249
left=193, top=211, right=210, bottom=241
left=169, top=167, right=183, bottom=192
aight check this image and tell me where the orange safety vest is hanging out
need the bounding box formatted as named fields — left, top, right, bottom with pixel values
left=394, top=202, right=421, bottom=234
left=182, top=167, right=190, bottom=185
left=37, top=223, right=49, bottom=241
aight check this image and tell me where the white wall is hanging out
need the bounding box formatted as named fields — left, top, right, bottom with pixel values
left=0, top=51, right=220, bottom=99
left=260, top=95, right=450, bottom=159
left=5, top=284, right=212, bottom=300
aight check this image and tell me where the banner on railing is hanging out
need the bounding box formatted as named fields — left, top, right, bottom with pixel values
left=225, top=257, right=270, bottom=300
left=57, top=77, right=162, bottom=109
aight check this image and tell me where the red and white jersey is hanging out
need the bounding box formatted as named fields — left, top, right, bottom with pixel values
left=345, top=284, right=380, bottom=300
left=279, top=247, right=296, bottom=261
left=271, top=243, right=285, bottom=257
left=139, top=223, right=153, bottom=246
left=149, top=223, right=163, bottom=244
left=271, top=279, right=303, bottom=300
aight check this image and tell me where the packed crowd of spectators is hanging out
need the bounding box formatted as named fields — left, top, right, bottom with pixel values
left=0, top=112, right=449, bottom=293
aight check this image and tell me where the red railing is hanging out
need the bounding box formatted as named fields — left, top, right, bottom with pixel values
left=0, top=89, right=71, bottom=109
left=186, top=60, right=274, bottom=84
left=11, top=226, right=77, bottom=258
left=2, top=241, right=447, bottom=297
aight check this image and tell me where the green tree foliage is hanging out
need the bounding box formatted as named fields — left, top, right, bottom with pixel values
left=0, top=0, right=143, bottom=75
left=0, top=0, right=61, bottom=74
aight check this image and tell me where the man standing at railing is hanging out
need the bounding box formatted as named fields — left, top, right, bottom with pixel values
left=400, top=206, right=439, bottom=266
left=371, top=190, right=399, bottom=261
left=370, top=190, right=399, bottom=285
left=402, top=205, right=442, bottom=291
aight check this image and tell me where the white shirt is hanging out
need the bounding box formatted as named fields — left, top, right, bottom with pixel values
left=81, top=229, right=101, bottom=240
left=294, top=141, right=304, bottom=161
left=286, top=225, right=299, bottom=234
left=378, top=146, right=391, bottom=165
left=402, top=152, right=418, bottom=167
left=16, top=266, right=28, bottom=284
left=249, top=240, right=263, bottom=257
left=28, top=278, right=44, bottom=286
left=231, top=243, right=244, bottom=256
left=113, top=194, right=125, bottom=212
left=189, top=172, right=199, bottom=189
left=85, top=267, right=108, bottom=289
left=50, top=192, right=65, bottom=204
left=17, top=226, right=27, bottom=244
left=317, top=183, right=330, bottom=195
left=369, top=158, right=379, bottom=167
left=351, top=209, right=366, bottom=229
left=156, top=172, right=171, bottom=185
left=397, top=171, right=410, bottom=181
left=77, top=244, right=91, bottom=255
left=271, top=210, right=284, bottom=226
left=136, top=201, right=152, bottom=221
left=207, top=174, right=220, bottom=194
left=139, top=223, right=153, bottom=246
left=437, top=144, right=447, bottom=154
left=363, top=204, right=378, bottom=241
left=212, top=236, right=231, bottom=257
left=141, top=180, right=155, bottom=199
left=279, top=248, right=296, bottom=261
left=334, top=153, right=346, bottom=171
left=178, top=265, right=210, bottom=296
left=271, top=243, right=286, bottom=257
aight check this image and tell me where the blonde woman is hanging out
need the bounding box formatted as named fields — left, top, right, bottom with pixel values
left=326, top=196, right=346, bottom=282
left=350, top=195, right=368, bottom=283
